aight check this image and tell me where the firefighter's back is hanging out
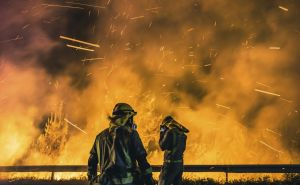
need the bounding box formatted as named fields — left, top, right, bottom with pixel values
left=100, top=126, right=136, bottom=184
left=88, top=103, right=154, bottom=185
left=163, top=128, right=187, bottom=162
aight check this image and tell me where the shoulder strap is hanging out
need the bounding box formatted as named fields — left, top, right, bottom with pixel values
left=96, top=136, right=101, bottom=165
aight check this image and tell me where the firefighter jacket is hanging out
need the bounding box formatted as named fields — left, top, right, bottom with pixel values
left=159, top=127, right=187, bottom=163
left=88, top=126, right=153, bottom=185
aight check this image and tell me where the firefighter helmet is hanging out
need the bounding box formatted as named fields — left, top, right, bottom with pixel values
left=112, top=103, right=137, bottom=115
left=161, top=115, right=189, bottom=133
left=110, top=103, right=137, bottom=126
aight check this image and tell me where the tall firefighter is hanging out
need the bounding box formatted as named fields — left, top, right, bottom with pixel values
left=88, top=103, right=155, bottom=185
left=158, top=116, right=189, bottom=185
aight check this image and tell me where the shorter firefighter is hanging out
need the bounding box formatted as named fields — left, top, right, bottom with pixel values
left=88, top=103, right=155, bottom=185
left=158, top=116, right=189, bottom=185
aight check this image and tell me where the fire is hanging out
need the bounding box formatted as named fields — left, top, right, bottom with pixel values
left=1, top=0, right=300, bottom=180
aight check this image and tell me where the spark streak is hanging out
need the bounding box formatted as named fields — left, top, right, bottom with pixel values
left=256, top=82, right=271, bottom=88
left=81, top=57, right=105, bottom=62
left=259, top=141, right=283, bottom=154
left=0, top=35, right=23, bottom=43
left=187, top=28, right=195, bottom=32
left=22, top=24, right=30, bottom=30
left=216, top=104, right=232, bottom=110
left=66, top=44, right=95, bottom=52
left=66, top=2, right=106, bottom=9
left=64, top=118, right=87, bottom=134
left=130, top=16, right=145, bottom=20
left=60, top=35, right=100, bottom=48
left=254, top=89, right=281, bottom=97
left=146, top=7, right=162, bottom=11
left=266, top=128, right=282, bottom=136
left=42, top=3, right=84, bottom=9
left=278, top=6, right=288, bottom=12
left=269, top=46, right=280, bottom=50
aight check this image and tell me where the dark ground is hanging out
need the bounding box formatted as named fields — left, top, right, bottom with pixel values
left=1, top=175, right=300, bottom=185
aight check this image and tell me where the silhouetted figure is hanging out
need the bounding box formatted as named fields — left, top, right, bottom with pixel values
left=158, top=116, right=189, bottom=185
left=88, top=103, right=155, bottom=185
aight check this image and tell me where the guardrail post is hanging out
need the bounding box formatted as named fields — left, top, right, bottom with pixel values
left=225, top=170, right=228, bottom=184
left=51, top=171, right=55, bottom=181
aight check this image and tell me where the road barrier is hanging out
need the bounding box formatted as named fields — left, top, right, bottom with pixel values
left=1, top=165, right=300, bottom=183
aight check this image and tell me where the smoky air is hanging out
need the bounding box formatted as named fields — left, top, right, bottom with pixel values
left=0, top=0, right=299, bottom=168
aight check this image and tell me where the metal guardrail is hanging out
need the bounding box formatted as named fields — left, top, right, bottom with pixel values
left=1, top=165, right=300, bottom=182
left=1, top=165, right=300, bottom=173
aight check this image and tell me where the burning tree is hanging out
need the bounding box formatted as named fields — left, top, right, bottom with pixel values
left=35, top=104, right=68, bottom=158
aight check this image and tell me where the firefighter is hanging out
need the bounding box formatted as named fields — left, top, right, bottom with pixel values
left=158, top=116, right=189, bottom=185
left=88, top=103, right=155, bottom=185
